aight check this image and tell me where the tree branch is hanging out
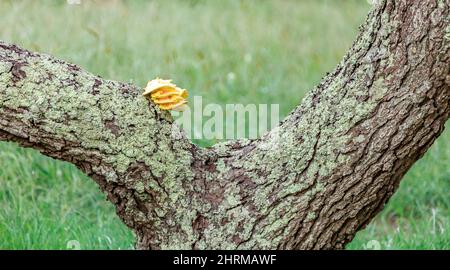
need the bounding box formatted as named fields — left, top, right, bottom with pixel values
left=0, top=39, right=198, bottom=241
left=0, top=0, right=449, bottom=249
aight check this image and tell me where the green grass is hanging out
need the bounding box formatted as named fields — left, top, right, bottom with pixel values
left=0, top=0, right=448, bottom=250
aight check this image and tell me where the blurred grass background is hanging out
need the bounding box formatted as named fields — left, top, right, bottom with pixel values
left=0, top=0, right=448, bottom=249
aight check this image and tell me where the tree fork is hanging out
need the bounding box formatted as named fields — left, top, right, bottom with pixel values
left=0, top=0, right=449, bottom=249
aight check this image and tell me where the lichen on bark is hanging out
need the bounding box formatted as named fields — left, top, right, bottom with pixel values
left=0, top=0, right=449, bottom=250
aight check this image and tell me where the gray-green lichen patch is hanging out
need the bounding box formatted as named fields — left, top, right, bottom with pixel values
left=445, top=24, right=450, bottom=40
left=305, top=211, right=316, bottom=222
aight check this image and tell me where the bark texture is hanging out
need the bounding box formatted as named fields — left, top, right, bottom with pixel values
left=0, top=0, right=449, bottom=250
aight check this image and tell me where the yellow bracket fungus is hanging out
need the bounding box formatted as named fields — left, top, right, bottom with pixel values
left=142, top=78, right=188, bottom=111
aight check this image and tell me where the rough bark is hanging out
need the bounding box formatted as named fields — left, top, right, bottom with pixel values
left=0, top=0, right=449, bottom=250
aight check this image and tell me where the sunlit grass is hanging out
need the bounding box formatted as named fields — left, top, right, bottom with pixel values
left=0, top=0, right=448, bottom=249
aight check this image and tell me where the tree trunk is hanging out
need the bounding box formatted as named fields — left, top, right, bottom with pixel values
left=0, top=0, right=449, bottom=250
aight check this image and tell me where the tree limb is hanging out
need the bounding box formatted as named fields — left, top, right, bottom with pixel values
left=0, top=0, right=449, bottom=249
